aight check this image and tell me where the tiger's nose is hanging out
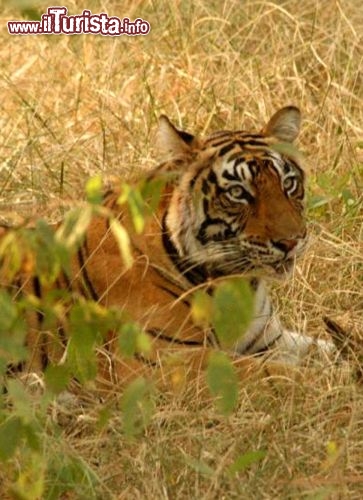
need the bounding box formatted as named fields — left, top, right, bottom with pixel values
left=272, top=238, right=298, bottom=253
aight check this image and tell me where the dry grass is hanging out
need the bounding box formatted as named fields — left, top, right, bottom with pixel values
left=0, top=0, right=362, bottom=498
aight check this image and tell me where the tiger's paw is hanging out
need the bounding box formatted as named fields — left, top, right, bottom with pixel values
left=271, top=330, right=337, bottom=365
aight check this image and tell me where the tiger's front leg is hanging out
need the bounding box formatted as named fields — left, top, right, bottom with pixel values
left=233, top=280, right=336, bottom=365
left=236, top=317, right=336, bottom=365
left=268, top=328, right=337, bottom=365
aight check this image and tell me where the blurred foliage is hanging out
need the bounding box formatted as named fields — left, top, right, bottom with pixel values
left=0, top=176, right=256, bottom=497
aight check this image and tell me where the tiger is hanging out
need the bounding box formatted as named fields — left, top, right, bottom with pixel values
left=2, top=106, right=335, bottom=391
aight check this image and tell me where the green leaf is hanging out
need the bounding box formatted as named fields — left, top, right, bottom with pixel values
left=118, top=184, right=146, bottom=234
left=212, top=278, right=254, bottom=347
left=326, top=440, right=338, bottom=458
left=139, top=177, right=165, bottom=213
left=341, top=188, right=355, bottom=206
left=118, top=322, right=151, bottom=357
left=183, top=454, right=214, bottom=476
left=0, top=358, right=7, bottom=378
left=228, top=450, right=266, bottom=474
left=118, top=322, right=140, bottom=357
left=191, top=290, right=213, bottom=328
left=67, top=342, right=97, bottom=383
left=86, top=175, right=103, bottom=205
left=44, top=365, right=71, bottom=394
left=120, top=377, right=154, bottom=437
left=0, top=290, right=27, bottom=364
left=10, top=451, right=46, bottom=500
left=118, top=178, right=167, bottom=234
left=0, top=417, right=24, bottom=461
left=307, top=194, right=331, bottom=210
left=66, top=303, right=103, bottom=383
left=109, top=218, right=133, bottom=269
left=0, top=231, right=23, bottom=281
left=46, top=454, right=99, bottom=498
left=6, top=379, right=34, bottom=423
left=206, top=352, right=238, bottom=415
left=271, top=141, right=302, bottom=159
left=136, top=331, right=152, bottom=355
left=34, top=220, right=61, bottom=285
left=23, top=423, right=41, bottom=452
left=55, top=206, right=93, bottom=250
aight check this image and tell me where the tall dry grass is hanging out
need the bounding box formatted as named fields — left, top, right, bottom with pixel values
left=0, top=0, right=362, bottom=498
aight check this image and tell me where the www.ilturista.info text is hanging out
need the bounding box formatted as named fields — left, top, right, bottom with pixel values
left=8, top=7, right=151, bottom=36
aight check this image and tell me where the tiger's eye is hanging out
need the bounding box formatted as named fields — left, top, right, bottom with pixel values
left=228, top=185, right=245, bottom=199
left=283, top=177, right=296, bottom=192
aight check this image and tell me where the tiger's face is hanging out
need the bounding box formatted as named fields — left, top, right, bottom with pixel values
left=158, top=107, right=307, bottom=279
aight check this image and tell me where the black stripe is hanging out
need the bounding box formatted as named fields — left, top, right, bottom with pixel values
left=249, top=278, right=260, bottom=291
left=103, top=189, right=115, bottom=201
left=32, top=278, right=49, bottom=370
left=201, top=179, right=210, bottom=195
left=56, top=324, right=68, bottom=348
left=6, top=361, right=26, bottom=376
left=134, top=353, right=159, bottom=368
left=105, top=214, right=111, bottom=231
left=147, top=328, right=205, bottom=346
left=77, top=246, right=99, bottom=301
left=202, top=198, right=209, bottom=217
left=238, top=139, right=267, bottom=148
left=63, top=271, right=72, bottom=289
left=157, top=285, right=190, bottom=307
left=225, top=152, right=244, bottom=163
left=238, top=187, right=254, bottom=205
left=161, top=215, right=209, bottom=286
left=247, top=160, right=259, bottom=178
left=207, top=130, right=233, bottom=139
left=33, top=277, right=44, bottom=324
left=103, top=190, right=119, bottom=213
left=218, top=144, right=236, bottom=157
left=197, top=218, right=234, bottom=244
left=207, top=135, right=233, bottom=146
left=245, top=134, right=266, bottom=139
left=40, top=344, right=49, bottom=370
left=33, top=276, right=42, bottom=298
left=83, top=237, right=91, bottom=258
left=221, top=170, right=238, bottom=181
left=207, top=170, right=217, bottom=184
left=189, top=170, right=201, bottom=189
left=234, top=156, right=247, bottom=169
left=253, top=333, right=283, bottom=356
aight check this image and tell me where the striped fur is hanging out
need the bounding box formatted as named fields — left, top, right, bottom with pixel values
left=3, top=107, right=335, bottom=389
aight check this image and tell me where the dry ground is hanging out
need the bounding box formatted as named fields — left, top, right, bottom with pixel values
left=0, top=0, right=362, bottom=498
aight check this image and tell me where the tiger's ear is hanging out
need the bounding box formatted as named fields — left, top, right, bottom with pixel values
left=157, top=115, right=198, bottom=160
left=262, top=106, right=301, bottom=142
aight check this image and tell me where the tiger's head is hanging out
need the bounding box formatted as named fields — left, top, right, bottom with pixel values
left=157, top=107, right=307, bottom=280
